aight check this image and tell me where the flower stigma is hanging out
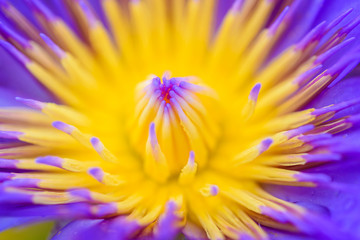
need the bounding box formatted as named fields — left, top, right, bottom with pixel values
left=130, top=73, right=221, bottom=181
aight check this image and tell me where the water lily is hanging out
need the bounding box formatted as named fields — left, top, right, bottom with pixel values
left=0, top=0, right=359, bottom=239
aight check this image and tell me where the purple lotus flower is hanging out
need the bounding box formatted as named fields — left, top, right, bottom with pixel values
left=0, top=0, right=359, bottom=239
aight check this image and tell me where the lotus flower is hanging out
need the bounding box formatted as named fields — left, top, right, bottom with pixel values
left=0, top=0, right=359, bottom=239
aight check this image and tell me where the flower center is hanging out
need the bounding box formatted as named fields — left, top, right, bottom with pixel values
left=129, top=73, right=221, bottom=182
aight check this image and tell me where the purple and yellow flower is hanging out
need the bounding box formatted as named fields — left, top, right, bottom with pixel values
left=0, top=0, right=359, bottom=239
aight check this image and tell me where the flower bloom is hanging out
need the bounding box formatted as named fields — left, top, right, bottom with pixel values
left=0, top=0, right=359, bottom=239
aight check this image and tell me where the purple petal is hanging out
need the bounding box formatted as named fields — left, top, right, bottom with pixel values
left=265, top=155, right=360, bottom=239
left=0, top=47, right=54, bottom=103
left=0, top=217, right=43, bottom=231
left=308, top=77, right=360, bottom=119
left=51, top=217, right=141, bottom=240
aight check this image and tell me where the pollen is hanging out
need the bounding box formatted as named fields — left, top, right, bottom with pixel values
left=0, top=0, right=359, bottom=239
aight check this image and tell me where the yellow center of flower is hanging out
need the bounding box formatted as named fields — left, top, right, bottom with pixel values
left=129, top=74, right=220, bottom=181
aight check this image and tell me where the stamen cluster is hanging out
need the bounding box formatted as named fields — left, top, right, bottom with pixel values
left=0, top=0, right=358, bottom=239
